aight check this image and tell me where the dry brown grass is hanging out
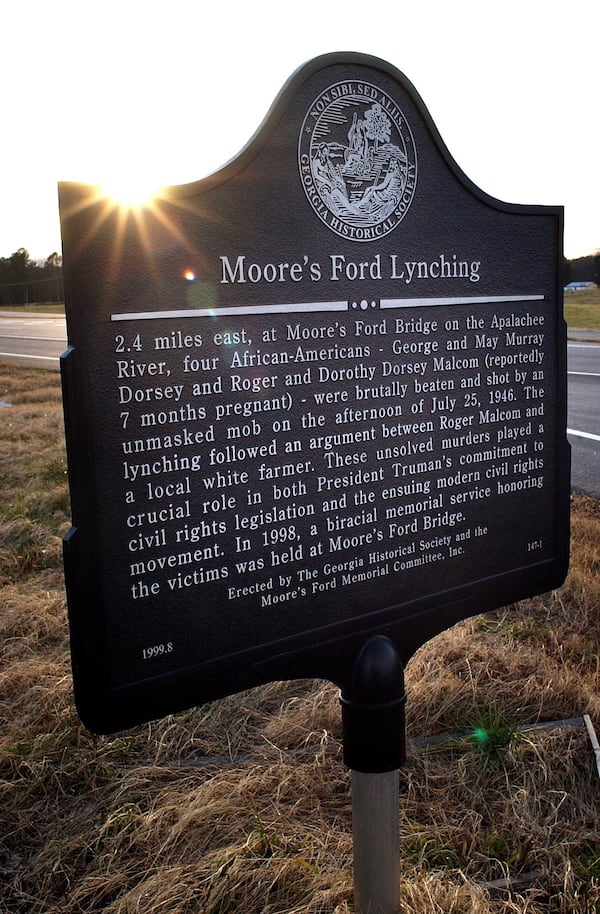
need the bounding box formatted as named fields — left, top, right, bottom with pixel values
left=0, top=364, right=599, bottom=914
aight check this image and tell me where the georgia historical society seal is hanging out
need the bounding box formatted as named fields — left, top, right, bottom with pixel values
left=299, top=81, right=417, bottom=242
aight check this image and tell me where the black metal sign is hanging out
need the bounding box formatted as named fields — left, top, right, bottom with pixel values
left=59, top=53, right=569, bottom=734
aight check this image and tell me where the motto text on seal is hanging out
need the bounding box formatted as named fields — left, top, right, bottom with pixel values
left=299, top=81, right=417, bottom=241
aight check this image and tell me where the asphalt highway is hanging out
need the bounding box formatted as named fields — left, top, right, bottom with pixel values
left=0, top=311, right=67, bottom=369
left=567, top=335, right=600, bottom=499
left=0, top=312, right=598, bottom=497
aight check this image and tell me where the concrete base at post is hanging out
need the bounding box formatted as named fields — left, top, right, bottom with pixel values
left=352, top=769, right=400, bottom=914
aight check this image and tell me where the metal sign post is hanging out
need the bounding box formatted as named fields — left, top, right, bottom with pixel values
left=352, top=769, right=400, bottom=914
left=341, top=636, right=405, bottom=914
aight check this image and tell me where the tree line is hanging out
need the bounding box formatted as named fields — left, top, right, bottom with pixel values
left=564, top=252, right=600, bottom=286
left=0, top=248, right=63, bottom=305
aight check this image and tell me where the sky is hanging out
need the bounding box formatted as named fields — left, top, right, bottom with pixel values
left=2, top=0, right=598, bottom=262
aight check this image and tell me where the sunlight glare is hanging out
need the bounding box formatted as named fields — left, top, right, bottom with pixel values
left=101, top=173, right=160, bottom=210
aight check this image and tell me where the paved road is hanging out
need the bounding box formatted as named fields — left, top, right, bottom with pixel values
left=0, top=312, right=598, bottom=497
left=567, top=337, right=600, bottom=499
left=0, top=311, right=67, bottom=369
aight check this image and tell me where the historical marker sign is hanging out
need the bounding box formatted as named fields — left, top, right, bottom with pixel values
left=59, top=53, right=569, bottom=734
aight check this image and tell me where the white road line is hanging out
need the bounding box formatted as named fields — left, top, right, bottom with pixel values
left=0, top=351, right=58, bottom=362
left=0, top=335, right=66, bottom=342
left=567, top=428, right=600, bottom=443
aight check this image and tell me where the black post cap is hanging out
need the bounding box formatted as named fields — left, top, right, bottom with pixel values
left=340, top=635, right=406, bottom=772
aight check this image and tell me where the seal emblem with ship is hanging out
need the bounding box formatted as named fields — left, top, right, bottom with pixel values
left=299, top=80, right=417, bottom=241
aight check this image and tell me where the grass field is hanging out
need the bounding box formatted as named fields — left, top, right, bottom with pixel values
left=563, top=287, right=600, bottom=331
left=0, top=302, right=65, bottom=315
left=0, top=365, right=599, bottom=913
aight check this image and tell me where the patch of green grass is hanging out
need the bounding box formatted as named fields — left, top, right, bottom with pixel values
left=572, top=845, right=600, bottom=879
left=245, top=813, right=282, bottom=858
left=0, top=515, right=61, bottom=580
left=564, top=288, right=600, bottom=330
left=42, top=455, right=68, bottom=485
left=465, top=704, right=517, bottom=759
left=404, top=830, right=466, bottom=871
left=206, top=898, right=242, bottom=914
left=0, top=492, right=27, bottom=522
left=484, top=828, right=508, bottom=859
left=476, top=614, right=550, bottom=641
left=0, top=302, right=64, bottom=314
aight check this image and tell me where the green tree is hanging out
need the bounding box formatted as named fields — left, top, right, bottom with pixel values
left=0, top=248, right=63, bottom=304
left=3, top=248, right=33, bottom=304
left=10, top=247, right=31, bottom=280
left=41, top=251, right=64, bottom=302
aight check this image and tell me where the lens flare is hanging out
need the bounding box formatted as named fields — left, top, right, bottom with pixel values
left=101, top=176, right=159, bottom=210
